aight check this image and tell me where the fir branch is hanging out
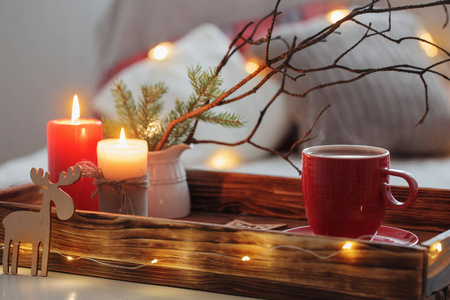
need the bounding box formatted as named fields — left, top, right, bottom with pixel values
left=110, top=79, right=139, bottom=137
left=104, top=66, right=244, bottom=151
left=155, top=65, right=232, bottom=150
left=155, top=65, right=239, bottom=149
left=197, top=111, right=244, bottom=128
left=137, top=82, right=167, bottom=149
left=187, top=65, right=224, bottom=110
left=138, top=82, right=166, bottom=128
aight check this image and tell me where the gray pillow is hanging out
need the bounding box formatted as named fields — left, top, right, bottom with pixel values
left=250, top=11, right=450, bottom=156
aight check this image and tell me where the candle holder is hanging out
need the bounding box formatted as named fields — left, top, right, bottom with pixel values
left=97, top=176, right=149, bottom=216
left=77, top=162, right=149, bottom=217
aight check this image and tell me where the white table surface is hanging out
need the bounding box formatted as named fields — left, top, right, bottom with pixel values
left=0, top=267, right=257, bottom=300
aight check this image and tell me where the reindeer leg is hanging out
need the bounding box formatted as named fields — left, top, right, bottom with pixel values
left=41, top=241, right=49, bottom=277
left=11, top=242, right=20, bottom=275
left=31, top=241, right=39, bottom=276
left=2, top=238, right=11, bottom=274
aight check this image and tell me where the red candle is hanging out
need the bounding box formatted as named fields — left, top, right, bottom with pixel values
left=47, top=95, right=102, bottom=210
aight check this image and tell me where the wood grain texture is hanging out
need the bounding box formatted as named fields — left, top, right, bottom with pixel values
left=422, top=231, right=450, bottom=297
left=0, top=202, right=429, bottom=299
left=187, top=170, right=304, bottom=219
left=187, top=170, right=450, bottom=232
left=0, top=184, right=40, bottom=205
left=1, top=169, right=449, bottom=299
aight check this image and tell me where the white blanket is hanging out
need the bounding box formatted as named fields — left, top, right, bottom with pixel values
left=1, top=148, right=449, bottom=190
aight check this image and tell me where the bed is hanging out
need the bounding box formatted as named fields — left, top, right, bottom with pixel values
left=1, top=0, right=449, bottom=190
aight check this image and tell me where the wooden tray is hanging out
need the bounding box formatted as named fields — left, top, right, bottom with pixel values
left=0, top=169, right=449, bottom=299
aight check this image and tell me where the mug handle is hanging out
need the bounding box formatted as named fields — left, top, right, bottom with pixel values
left=380, top=168, right=418, bottom=210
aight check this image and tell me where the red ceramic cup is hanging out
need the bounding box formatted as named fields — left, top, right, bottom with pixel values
left=301, top=145, right=418, bottom=239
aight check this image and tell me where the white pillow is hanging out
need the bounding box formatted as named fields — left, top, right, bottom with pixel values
left=93, top=23, right=291, bottom=165
left=250, top=11, right=450, bottom=156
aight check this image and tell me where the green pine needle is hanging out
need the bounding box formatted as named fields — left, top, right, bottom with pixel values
left=103, top=65, right=245, bottom=151
left=197, top=111, right=245, bottom=128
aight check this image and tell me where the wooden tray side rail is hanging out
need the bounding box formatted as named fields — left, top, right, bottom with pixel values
left=0, top=169, right=448, bottom=300
left=0, top=202, right=431, bottom=299
left=187, top=170, right=450, bottom=232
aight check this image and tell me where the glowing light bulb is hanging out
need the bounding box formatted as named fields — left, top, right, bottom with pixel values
left=207, top=149, right=241, bottom=170
left=148, top=42, right=173, bottom=60
left=245, top=59, right=260, bottom=74
left=327, top=9, right=350, bottom=24
left=66, top=256, right=74, bottom=261
left=429, top=241, right=443, bottom=259
left=432, top=242, right=442, bottom=253
left=342, top=242, right=352, bottom=250
left=151, top=259, right=158, bottom=264
left=71, top=95, right=80, bottom=124
left=145, top=120, right=161, bottom=138
left=242, top=256, right=250, bottom=261
left=419, top=31, right=438, bottom=57
left=68, top=292, right=77, bottom=300
left=436, top=242, right=442, bottom=252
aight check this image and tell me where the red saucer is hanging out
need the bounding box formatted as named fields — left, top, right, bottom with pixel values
left=284, top=225, right=418, bottom=246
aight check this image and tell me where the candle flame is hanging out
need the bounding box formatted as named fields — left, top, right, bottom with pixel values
left=71, top=95, right=80, bottom=124
left=119, top=128, right=127, bottom=146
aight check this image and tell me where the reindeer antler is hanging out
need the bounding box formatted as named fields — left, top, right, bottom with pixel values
left=30, top=168, right=51, bottom=186
left=57, top=166, right=82, bottom=187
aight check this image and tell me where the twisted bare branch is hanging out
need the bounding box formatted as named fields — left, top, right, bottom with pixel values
left=155, top=0, right=450, bottom=176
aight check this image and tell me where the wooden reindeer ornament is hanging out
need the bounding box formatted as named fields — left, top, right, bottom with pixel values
left=2, top=165, right=81, bottom=276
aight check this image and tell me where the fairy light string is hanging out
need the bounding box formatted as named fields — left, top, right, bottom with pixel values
left=1, top=240, right=443, bottom=271
left=49, top=242, right=355, bottom=271
left=53, top=240, right=443, bottom=269
left=47, top=233, right=380, bottom=270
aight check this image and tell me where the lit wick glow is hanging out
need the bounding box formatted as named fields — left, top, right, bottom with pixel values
left=119, top=128, right=127, bottom=146
left=151, top=259, right=158, bottom=264
left=242, top=256, right=250, bottom=261
left=71, top=95, right=80, bottom=124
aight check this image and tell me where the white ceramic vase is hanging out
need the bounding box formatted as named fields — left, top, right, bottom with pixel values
left=146, top=144, right=191, bottom=218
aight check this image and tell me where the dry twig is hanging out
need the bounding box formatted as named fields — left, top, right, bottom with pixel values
left=156, top=0, right=450, bottom=173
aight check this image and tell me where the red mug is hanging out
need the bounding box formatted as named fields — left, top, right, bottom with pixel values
left=301, top=145, right=418, bottom=238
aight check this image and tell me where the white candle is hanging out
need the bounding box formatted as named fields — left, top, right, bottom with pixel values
left=97, top=128, right=148, bottom=180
